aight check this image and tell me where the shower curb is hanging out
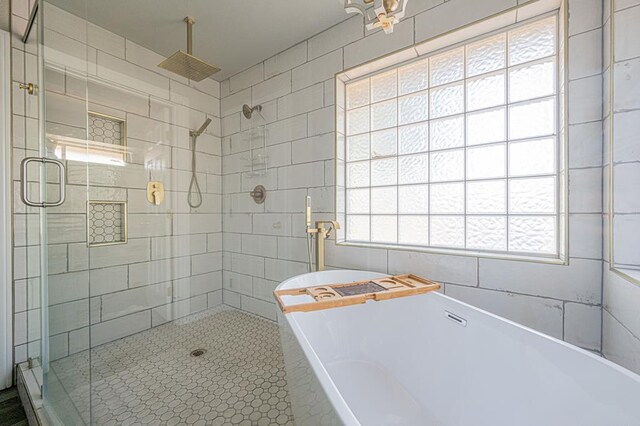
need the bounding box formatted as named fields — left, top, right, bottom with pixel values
left=16, top=363, right=48, bottom=426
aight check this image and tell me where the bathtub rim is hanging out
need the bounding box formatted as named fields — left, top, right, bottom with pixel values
left=276, top=270, right=640, bottom=426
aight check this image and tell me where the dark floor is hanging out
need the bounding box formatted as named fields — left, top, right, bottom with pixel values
left=0, top=387, right=28, bottom=426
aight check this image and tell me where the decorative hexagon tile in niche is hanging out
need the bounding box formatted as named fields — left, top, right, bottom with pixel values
left=88, top=112, right=125, bottom=146
left=88, top=201, right=127, bottom=246
left=87, top=112, right=128, bottom=165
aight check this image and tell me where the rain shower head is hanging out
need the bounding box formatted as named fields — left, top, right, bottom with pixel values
left=158, top=17, right=220, bottom=82
left=191, top=118, right=212, bottom=137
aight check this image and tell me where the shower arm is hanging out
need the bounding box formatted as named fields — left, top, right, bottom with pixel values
left=185, top=17, right=194, bottom=55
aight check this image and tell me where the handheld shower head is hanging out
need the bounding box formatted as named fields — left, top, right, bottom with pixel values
left=187, top=117, right=212, bottom=209
left=191, top=118, right=212, bottom=137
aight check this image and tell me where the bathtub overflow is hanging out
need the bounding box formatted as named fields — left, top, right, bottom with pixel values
left=445, top=311, right=467, bottom=327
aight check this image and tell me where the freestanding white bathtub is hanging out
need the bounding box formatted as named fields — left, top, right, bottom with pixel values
left=276, top=270, right=640, bottom=426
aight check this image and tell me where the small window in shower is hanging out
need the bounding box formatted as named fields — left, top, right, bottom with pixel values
left=87, top=201, right=128, bottom=247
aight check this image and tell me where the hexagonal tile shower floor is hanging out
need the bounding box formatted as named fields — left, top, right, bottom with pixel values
left=49, top=307, right=294, bottom=425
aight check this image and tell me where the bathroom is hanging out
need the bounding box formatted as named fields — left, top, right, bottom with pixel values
left=0, top=0, right=639, bottom=424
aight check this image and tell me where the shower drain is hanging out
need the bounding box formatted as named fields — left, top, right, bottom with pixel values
left=190, top=349, right=207, bottom=357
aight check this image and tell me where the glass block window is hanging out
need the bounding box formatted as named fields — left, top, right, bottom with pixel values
left=339, top=15, right=561, bottom=257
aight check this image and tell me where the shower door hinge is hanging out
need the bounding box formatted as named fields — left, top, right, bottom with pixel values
left=18, top=82, right=38, bottom=95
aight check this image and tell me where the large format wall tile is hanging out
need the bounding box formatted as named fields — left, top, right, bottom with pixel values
left=215, top=0, right=610, bottom=357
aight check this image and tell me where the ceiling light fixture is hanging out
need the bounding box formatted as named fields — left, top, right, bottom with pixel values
left=344, top=0, right=409, bottom=34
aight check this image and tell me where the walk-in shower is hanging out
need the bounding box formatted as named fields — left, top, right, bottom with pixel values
left=187, top=118, right=212, bottom=208
left=11, top=1, right=291, bottom=424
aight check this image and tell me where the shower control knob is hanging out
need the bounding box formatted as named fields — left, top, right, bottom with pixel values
left=250, top=185, right=266, bottom=204
left=147, top=181, right=165, bottom=205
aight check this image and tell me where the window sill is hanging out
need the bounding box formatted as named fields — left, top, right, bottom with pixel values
left=335, top=240, right=568, bottom=266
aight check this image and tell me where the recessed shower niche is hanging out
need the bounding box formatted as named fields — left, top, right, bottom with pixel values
left=87, top=111, right=127, bottom=165
left=88, top=112, right=125, bottom=146
left=87, top=201, right=128, bottom=247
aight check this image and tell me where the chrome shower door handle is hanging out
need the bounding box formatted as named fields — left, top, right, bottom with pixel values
left=46, top=158, right=67, bottom=207
left=20, top=157, right=67, bottom=208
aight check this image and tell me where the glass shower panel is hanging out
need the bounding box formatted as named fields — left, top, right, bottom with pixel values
left=12, top=0, right=44, bottom=385
left=34, top=0, right=223, bottom=422
left=39, top=0, right=92, bottom=422
left=44, top=0, right=223, bottom=423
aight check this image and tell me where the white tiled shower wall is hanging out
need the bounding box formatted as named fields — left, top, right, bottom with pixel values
left=10, top=1, right=222, bottom=363
left=602, top=0, right=640, bottom=374
left=220, top=0, right=606, bottom=353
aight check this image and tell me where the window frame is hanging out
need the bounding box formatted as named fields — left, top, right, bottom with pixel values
left=334, top=6, right=569, bottom=264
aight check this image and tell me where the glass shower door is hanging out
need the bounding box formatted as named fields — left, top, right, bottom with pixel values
left=14, top=0, right=91, bottom=422
left=32, top=0, right=219, bottom=422
left=35, top=0, right=92, bottom=422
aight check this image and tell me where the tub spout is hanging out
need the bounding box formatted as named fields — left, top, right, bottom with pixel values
left=315, top=221, right=340, bottom=238
left=307, top=220, right=340, bottom=271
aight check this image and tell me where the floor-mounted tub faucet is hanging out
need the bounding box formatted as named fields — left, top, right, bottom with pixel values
left=304, top=196, right=340, bottom=272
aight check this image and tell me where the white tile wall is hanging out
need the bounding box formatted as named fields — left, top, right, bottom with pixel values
left=308, top=16, right=363, bottom=61
left=613, top=4, right=640, bottom=61
left=568, top=121, right=603, bottom=168
left=602, top=0, right=640, bottom=375
left=569, top=214, right=603, bottom=259
left=414, top=0, right=516, bottom=42
left=218, top=0, right=607, bottom=355
left=91, top=311, right=151, bottom=347
left=568, top=29, right=603, bottom=80
left=277, top=83, right=324, bottom=120
left=344, top=18, right=415, bottom=69
left=252, top=72, right=292, bottom=106
left=564, top=302, right=602, bottom=350
left=613, top=109, right=640, bottom=162
left=292, top=50, right=343, bottom=92
left=568, top=0, right=602, bottom=36
left=479, top=258, right=601, bottom=304
left=568, top=75, right=603, bottom=124
left=603, top=308, right=640, bottom=373
left=265, top=42, right=307, bottom=79
left=445, top=284, right=564, bottom=339
left=101, top=282, right=172, bottom=321
left=613, top=57, right=640, bottom=111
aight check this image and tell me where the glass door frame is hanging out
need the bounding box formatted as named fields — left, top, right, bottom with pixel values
left=0, top=27, right=13, bottom=391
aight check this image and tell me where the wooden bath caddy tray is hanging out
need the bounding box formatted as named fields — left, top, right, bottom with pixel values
left=274, top=274, right=440, bottom=313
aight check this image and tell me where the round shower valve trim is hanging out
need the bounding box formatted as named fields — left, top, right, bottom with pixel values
left=250, top=185, right=267, bottom=204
